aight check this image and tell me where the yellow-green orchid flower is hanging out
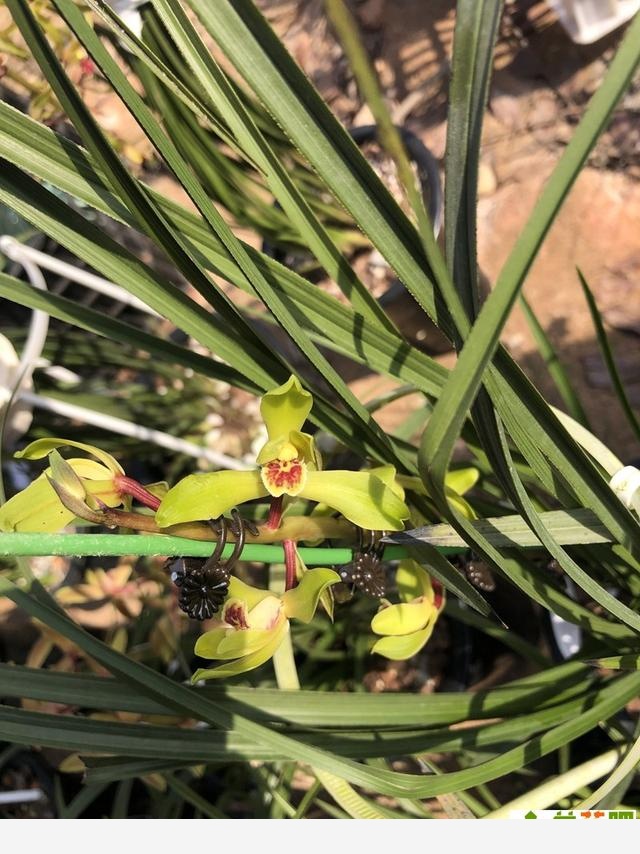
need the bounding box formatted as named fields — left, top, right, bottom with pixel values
left=370, top=560, right=445, bottom=660
left=156, top=376, right=409, bottom=531
left=397, top=466, right=479, bottom=520
left=0, top=438, right=165, bottom=532
left=192, top=568, right=340, bottom=681
left=0, top=439, right=125, bottom=532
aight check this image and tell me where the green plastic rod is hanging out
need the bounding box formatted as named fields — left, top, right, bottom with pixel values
left=0, top=532, right=463, bottom=564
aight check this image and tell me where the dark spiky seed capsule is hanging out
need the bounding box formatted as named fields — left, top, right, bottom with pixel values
left=168, top=557, right=230, bottom=621
left=340, top=552, right=386, bottom=598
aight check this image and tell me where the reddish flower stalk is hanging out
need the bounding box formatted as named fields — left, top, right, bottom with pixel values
left=115, top=476, right=161, bottom=511
left=283, top=539, right=298, bottom=591
left=432, top=579, right=444, bottom=611
left=265, top=495, right=284, bottom=530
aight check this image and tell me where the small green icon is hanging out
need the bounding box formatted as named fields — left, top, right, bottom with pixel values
left=525, top=810, right=537, bottom=819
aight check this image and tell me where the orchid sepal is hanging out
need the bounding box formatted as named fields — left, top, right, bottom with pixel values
left=370, top=559, right=445, bottom=661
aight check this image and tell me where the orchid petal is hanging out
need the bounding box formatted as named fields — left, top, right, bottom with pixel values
left=155, top=470, right=267, bottom=527
left=59, top=458, right=116, bottom=482
left=445, top=486, right=476, bottom=521
left=194, top=627, right=229, bottom=658
left=84, top=480, right=126, bottom=508
left=370, top=601, right=432, bottom=636
left=192, top=621, right=288, bottom=681
left=246, top=595, right=284, bottom=630
left=283, top=568, right=341, bottom=623
left=396, top=560, right=434, bottom=603
left=255, top=437, right=289, bottom=466
left=227, top=577, right=272, bottom=611
left=257, top=430, right=320, bottom=468
left=220, top=598, right=250, bottom=630
left=0, top=462, right=121, bottom=532
left=371, top=620, right=438, bottom=661
left=144, top=481, right=169, bottom=501
left=16, top=438, right=124, bottom=474
left=445, top=467, right=479, bottom=495
left=217, top=626, right=278, bottom=658
left=260, top=457, right=307, bottom=497
left=48, top=450, right=87, bottom=501
left=300, top=471, right=409, bottom=530
left=290, top=431, right=322, bottom=470
left=260, top=375, right=312, bottom=442
left=369, top=465, right=405, bottom=500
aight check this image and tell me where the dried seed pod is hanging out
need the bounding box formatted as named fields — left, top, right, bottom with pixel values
left=172, top=558, right=230, bottom=621
left=167, top=510, right=257, bottom=620
left=340, top=550, right=387, bottom=598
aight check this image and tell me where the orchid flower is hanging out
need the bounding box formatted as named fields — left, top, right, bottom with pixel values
left=370, top=560, right=445, bottom=660
left=0, top=438, right=165, bottom=532
left=156, top=375, right=409, bottom=531
left=192, top=568, right=340, bottom=681
left=0, top=439, right=125, bottom=532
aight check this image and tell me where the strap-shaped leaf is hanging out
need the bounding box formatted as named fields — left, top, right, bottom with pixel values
left=421, top=10, right=640, bottom=493
left=0, top=161, right=279, bottom=389
left=445, top=0, right=503, bottom=319
left=186, top=0, right=448, bottom=330
left=0, top=272, right=256, bottom=393
left=46, top=0, right=398, bottom=468
left=1, top=579, right=638, bottom=797
left=91, top=0, right=395, bottom=333
left=0, top=662, right=592, bottom=726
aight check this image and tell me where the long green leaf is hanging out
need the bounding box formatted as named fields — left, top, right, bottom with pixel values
left=7, top=0, right=275, bottom=376
left=0, top=162, right=278, bottom=389
left=0, top=102, right=448, bottom=399
left=0, top=272, right=257, bottom=393
left=492, top=417, right=640, bottom=632
left=420, top=10, right=640, bottom=491
left=578, top=268, right=640, bottom=443
left=0, top=162, right=410, bottom=464
left=189, top=0, right=640, bottom=572
left=589, top=654, right=640, bottom=670
left=47, top=0, right=400, bottom=468
left=186, top=0, right=451, bottom=333
left=93, top=0, right=394, bottom=333
left=8, top=576, right=635, bottom=797
left=393, top=508, right=614, bottom=548
left=519, top=295, right=591, bottom=427
left=445, top=0, right=503, bottom=318
left=0, top=662, right=591, bottom=727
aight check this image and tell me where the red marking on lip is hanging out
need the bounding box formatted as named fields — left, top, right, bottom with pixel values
left=264, top=459, right=303, bottom=490
left=224, top=602, right=248, bottom=629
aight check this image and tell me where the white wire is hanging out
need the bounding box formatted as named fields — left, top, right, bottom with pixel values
left=0, top=789, right=45, bottom=805
left=21, top=391, right=251, bottom=470
left=0, top=239, right=50, bottom=387
left=0, top=236, right=161, bottom=317
left=1, top=236, right=250, bottom=471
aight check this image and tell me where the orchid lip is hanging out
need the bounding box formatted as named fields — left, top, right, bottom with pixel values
left=261, top=457, right=307, bottom=497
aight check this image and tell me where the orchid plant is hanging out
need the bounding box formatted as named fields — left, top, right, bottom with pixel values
left=2, top=0, right=639, bottom=817
left=0, top=375, right=447, bottom=670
